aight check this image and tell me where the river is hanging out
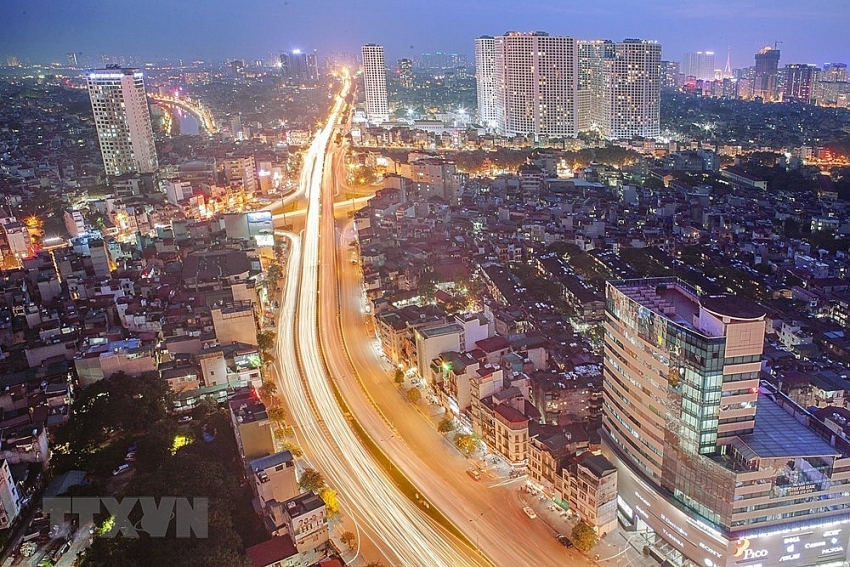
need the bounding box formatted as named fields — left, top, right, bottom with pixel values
left=173, top=106, right=200, bottom=136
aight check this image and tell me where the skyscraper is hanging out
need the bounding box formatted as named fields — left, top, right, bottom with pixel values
left=578, top=40, right=615, bottom=133
left=753, top=46, right=781, bottom=100
left=823, top=63, right=847, bottom=82
left=361, top=44, right=388, bottom=124
left=603, top=278, right=850, bottom=567
left=474, top=36, right=498, bottom=129
left=494, top=32, right=577, bottom=140
left=783, top=64, right=820, bottom=102
left=682, top=51, right=715, bottom=80
left=660, top=60, right=681, bottom=89
left=605, top=39, right=662, bottom=139
left=86, top=67, right=158, bottom=177
left=398, top=58, right=414, bottom=90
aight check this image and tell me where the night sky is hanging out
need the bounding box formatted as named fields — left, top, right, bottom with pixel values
left=1, top=0, right=848, bottom=68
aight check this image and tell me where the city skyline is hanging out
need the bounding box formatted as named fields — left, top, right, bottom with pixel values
left=1, top=0, right=848, bottom=68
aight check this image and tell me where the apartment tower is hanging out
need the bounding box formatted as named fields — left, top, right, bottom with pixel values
left=494, top=32, right=578, bottom=140
left=86, top=67, right=158, bottom=177
left=474, top=36, right=498, bottom=129
left=361, top=44, right=389, bottom=124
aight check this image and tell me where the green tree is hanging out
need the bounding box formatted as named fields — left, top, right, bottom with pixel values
left=299, top=468, right=326, bottom=493
left=394, top=368, right=405, bottom=383
left=258, top=381, right=277, bottom=404
left=257, top=331, right=277, bottom=353
left=437, top=417, right=456, bottom=434
left=406, top=388, right=422, bottom=404
left=281, top=441, right=303, bottom=458
left=340, top=530, right=356, bottom=549
left=453, top=433, right=477, bottom=456
left=571, top=521, right=598, bottom=553
left=319, top=487, right=340, bottom=517
left=267, top=406, right=287, bottom=425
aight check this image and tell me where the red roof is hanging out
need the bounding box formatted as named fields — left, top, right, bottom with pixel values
left=246, top=535, right=298, bottom=567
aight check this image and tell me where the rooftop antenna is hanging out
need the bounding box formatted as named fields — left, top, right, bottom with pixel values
left=724, top=47, right=732, bottom=76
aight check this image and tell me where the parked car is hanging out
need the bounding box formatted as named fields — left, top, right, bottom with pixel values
left=556, top=534, right=574, bottom=548
left=466, top=468, right=481, bottom=481
left=177, top=415, right=193, bottom=424
left=125, top=452, right=137, bottom=462
left=523, top=506, right=537, bottom=519
left=112, top=464, right=130, bottom=476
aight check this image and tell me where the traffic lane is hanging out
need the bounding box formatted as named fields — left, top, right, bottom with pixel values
left=328, top=227, right=575, bottom=567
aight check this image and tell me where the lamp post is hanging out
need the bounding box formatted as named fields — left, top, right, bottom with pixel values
left=469, top=511, right=485, bottom=553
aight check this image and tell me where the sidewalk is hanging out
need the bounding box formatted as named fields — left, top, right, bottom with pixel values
left=519, top=487, right=659, bottom=567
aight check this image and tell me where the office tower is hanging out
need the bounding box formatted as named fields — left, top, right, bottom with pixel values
left=682, top=51, right=715, bottom=80
left=753, top=46, right=781, bottom=100
left=86, top=67, right=158, bottom=177
left=361, top=44, right=388, bottom=124
left=605, top=39, right=661, bottom=139
left=280, top=50, right=318, bottom=84
left=474, top=36, right=498, bottom=129
left=398, top=58, right=414, bottom=89
left=67, top=52, right=79, bottom=67
left=603, top=278, right=850, bottom=567
left=577, top=40, right=615, bottom=133
left=230, top=60, right=244, bottom=76
left=494, top=32, right=577, bottom=140
left=823, top=63, right=847, bottom=82
left=660, top=60, right=681, bottom=89
left=783, top=64, right=820, bottom=102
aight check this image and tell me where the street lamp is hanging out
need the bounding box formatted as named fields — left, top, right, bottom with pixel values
left=469, top=511, right=485, bottom=553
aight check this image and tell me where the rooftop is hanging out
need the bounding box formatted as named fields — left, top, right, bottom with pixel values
left=283, top=492, right=325, bottom=519
left=731, top=392, right=839, bottom=461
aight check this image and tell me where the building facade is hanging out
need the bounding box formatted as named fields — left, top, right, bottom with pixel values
left=474, top=36, right=498, bottom=129
left=602, top=277, right=850, bottom=567
left=494, top=32, right=578, bottom=140
left=361, top=44, right=389, bottom=124
left=86, top=67, right=158, bottom=177
left=783, top=64, right=820, bottom=103
left=753, top=47, right=781, bottom=101
left=605, top=40, right=661, bottom=139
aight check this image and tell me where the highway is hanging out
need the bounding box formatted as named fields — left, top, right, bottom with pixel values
left=273, top=74, right=483, bottom=566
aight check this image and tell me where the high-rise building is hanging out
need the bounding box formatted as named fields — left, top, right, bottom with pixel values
left=474, top=36, right=498, bottom=129
left=605, top=39, right=661, bottom=139
left=823, top=63, right=847, bottom=82
left=577, top=40, right=615, bottom=133
left=398, top=58, right=414, bottom=89
left=682, top=51, right=715, bottom=80
left=783, top=64, right=820, bottom=102
left=660, top=60, right=681, bottom=89
left=494, top=32, right=577, bottom=140
left=753, top=46, right=781, bottom=100
left=361, top=44, right=388, bottom=124
left=86, top=67, right=158, bottom=177
left=603, top=278, right=850, bottom=567
left=280, top=50, right=319, bottom=84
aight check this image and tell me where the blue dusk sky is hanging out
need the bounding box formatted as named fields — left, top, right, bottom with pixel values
left=1, top=0, right=847, bottom=68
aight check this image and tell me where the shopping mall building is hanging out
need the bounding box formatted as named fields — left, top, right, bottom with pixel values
left=602, top=278, right=850, bottom=567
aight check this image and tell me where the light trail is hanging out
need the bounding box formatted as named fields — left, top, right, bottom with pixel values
left=274, top=73, right=478, bottom=566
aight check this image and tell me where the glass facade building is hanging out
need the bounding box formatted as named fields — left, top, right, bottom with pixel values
left=603, top=278, right=850, bottom=567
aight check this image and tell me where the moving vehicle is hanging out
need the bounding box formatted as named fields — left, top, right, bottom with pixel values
left=523, top=506, right=537, bottom=519
left=466, top=468, right=481, bottom=481
left=112, top=464, right=130, bottom=476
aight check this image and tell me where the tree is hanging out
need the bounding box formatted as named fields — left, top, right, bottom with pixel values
left=453, top=433, right=477, bottom=456
left=257, top=331, right=276, bottom=353
left=437, top=417, right=456, bottom=434
left=267, top=406, right=287, bottom=425
left=365, top=563, right=386, bottom=567
left=394, top=368, right=405, bottom=384
left=281, top=441, right=303, bottom=458
left=319, top=487, right=340, bottom=517
left=406, top=388, right=421, bottom=404
left=571, top=521, right=598, bottom=553
left=274, top=428, right=287, bottom=442
left=340, top=530, right=356, bottom=549
left=299, top=468, right=326, bottom=493
left=258, top=381, right=277, bottom=404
